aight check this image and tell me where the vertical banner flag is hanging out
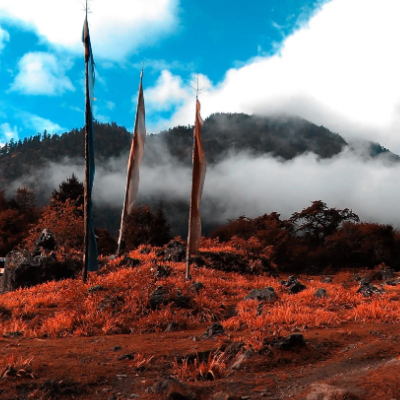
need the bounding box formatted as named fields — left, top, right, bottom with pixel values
left=117, top=71, right=146, bottom=253
left=187, top=100, right=206, bottom=254
left=83, top=14, right=98, bottom=272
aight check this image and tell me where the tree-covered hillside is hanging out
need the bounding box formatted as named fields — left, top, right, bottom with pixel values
left=0, top=113, right=349, bottom=186
left=0, top=113, right=397, bottom=238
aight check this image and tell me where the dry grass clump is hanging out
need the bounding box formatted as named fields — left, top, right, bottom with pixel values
left=172, top=350, right=230, bottom=381
left=1, top=354, right=35, bottom=379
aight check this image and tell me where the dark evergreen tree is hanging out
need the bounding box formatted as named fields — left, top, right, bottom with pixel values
left=124, top=204, right=171, bottom=250
left=52, top=174, right=84, bottom=207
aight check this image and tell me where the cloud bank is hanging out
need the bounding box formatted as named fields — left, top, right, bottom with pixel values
left=0, top=0, right=179, bottom=61
left=145, top=0, right=400, bottom=153
left=9, top=146, right=400, bottom=232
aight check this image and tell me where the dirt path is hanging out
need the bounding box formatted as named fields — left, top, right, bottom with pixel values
left=1, top=322, right=400, bottom=399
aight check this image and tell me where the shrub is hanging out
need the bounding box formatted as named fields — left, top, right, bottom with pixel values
left=124, top=204, right=171, bottom=250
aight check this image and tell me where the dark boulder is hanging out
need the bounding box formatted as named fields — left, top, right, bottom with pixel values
left=155, top=264, right=171, bottom=278
left=280, top=276, right=306, bottom=294
left=192, top=281, right=203, bottom=293
left=356, top=283, right=385, bottom=297
left=149, top=286, right=169, bottom=310
left=385, top=277, right=400, bottom=286
left=2, top=250, right=81, bottom=293
left=160, top=241, right=186, bottom=262
left=314, top=288, right=328, bottom=298
left=148, top=286, right=193, bottom=310
left=379, top=265, right=394, bottom=281
left=172, top=291, right=193, bottom=309
left=35, top=229, right=56, bottom=252
left=201, top=322, right=227, bottom=339
left=357, top=276, right=371, bottom=285
left=245, top=287, right=277, bottom=302
left=273, top=334, right=306, bottom=350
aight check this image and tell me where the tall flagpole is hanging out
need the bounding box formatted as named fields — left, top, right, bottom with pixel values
left=83, top=1, right=90, bottom=282
left=185, top=79, right=200, bottom=280
left=117, top=67, right=146, bottom=255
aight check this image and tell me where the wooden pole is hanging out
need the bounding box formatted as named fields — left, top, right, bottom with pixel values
left=186, top=89, right=199, bottom=281
left=82, top=17, right=90, bottom=283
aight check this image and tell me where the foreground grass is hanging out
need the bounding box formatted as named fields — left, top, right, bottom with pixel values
left=1, top=242, right=400, bottom=346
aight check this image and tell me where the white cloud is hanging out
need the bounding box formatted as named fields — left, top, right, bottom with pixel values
left=10, top=52, right=74, bottom=95
left=0, top=0, right=179, bottom=61
left=19, top=112, right=66, bottom=134
left=145, top=70, right=191, bottom=112
left=149, top=0, right=400, bottom=154
left=0, top=25, right=9, bottom=52
left=144, top=70, right=213, bottom=132
left=0, top=122, right=18, bottom=145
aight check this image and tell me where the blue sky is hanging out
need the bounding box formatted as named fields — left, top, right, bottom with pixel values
left=1, top=0, right=400, bottom=153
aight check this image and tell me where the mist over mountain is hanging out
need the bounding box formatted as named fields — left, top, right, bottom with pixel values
left=1, top=113, right=399, bottom=238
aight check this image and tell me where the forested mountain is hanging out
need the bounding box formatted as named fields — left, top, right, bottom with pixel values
left=0, top=113, right=349, bottom=185
left=0, top=113, right=398, bottom=237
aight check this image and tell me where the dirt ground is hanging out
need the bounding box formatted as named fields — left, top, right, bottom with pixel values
left=1, top=320, right=400, bottom=400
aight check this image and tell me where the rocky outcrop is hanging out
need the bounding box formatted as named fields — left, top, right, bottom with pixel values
left=2, top=250, right=81, bottom=294
left=148, top=286, right=193, bottom=310
left=157, top=241, right=186, bottom=262
left=356, top=282, right=385, bottom=297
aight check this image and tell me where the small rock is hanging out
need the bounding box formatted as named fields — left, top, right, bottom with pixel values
left=165, top=322, right=179, bottom=332
left=151, top=379, right=196, bottom=400
left=379, top=264, right=394, bottom=280
left=172, top=291, right=192, bottom=309
left=358, top=276, right=370, bottom=285
left=201, top=322, right=227, bottom=339
left=280, top=276, right=306, bottom=294
left=130, top=394, right=139, bottom=399
left=230, top=349, right=255, bottom=370
left=273, top=334, right=306, bottom=350
left=155, top=264, right=171, bottom=278
left=192, top=282, right=203, bottom=293
left=386, top=277, right=400, bottom=286
left=245, top=287, right=277, bottom=302
left=314, top=288, right=328, bottom=298
left=88, top=285, right=108, bottom=293
left=320, top=276, right=332, bottom=283
left=112, top=346, right=122, bottom=351
left=149, top=286, right=169, bottom=310
left=118, top=353, right=135, bottom=360
left=356, top=284, right=385, bottom=297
